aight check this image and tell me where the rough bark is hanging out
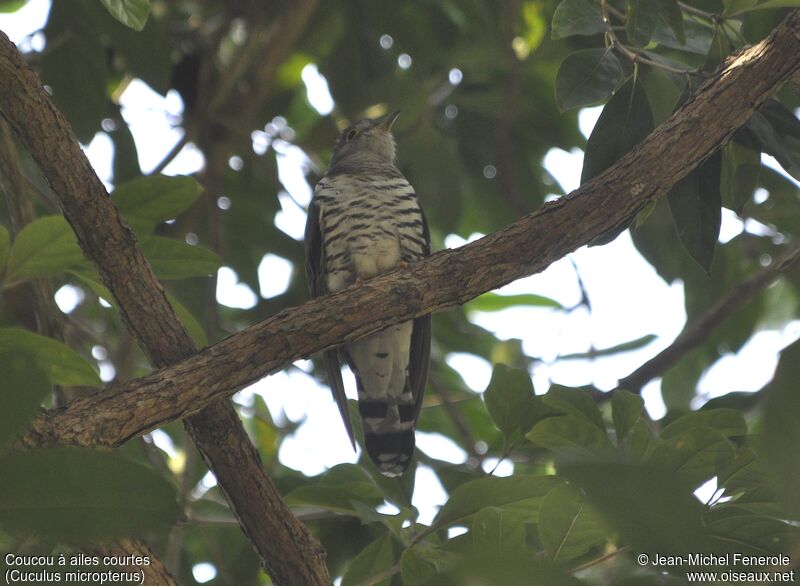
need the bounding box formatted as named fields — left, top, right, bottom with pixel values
left=0, top=24, right=329, bottom=586
left=18, top=11, right=800, bottom=450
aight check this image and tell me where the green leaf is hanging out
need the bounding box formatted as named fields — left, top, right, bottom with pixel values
left=667, top=151, right=722, bottom=273
left=539, top=485, right=606, bottom=561
left=706, top=510, right=797, bottom=554
left=611, top=389, right=644, bottom=445
left=555, top=48, right=623, bottom=111
left=466, top=292, right=563, bottom=312
left=626, top=0, right=659, bottom=46
left=746, top=103, right=800, bottom=181
left=551, top=0, right=606, bottom=39
left=0, top=224, right=9, bottom=273
left=656, top=0, right=686, bottom=44
left=724, top=0, right=758, bottom=13
left=6, top=216, right=86, bottom=283
left=721, top=140, right=760, bottom=214
left=0, top=448, right=180, bottom=541
left=652, top=18, right=713, bottom=54
left=661, top=408, right=747, bottom=440
left=99, top=0, right=150, bottom=30
left=561, top=461, right=706, bottom=554
left=434, top=547, right=585, bottom=586
left=285, top=464, right=384, bottom=514
left=341, top=533, right=396, bottom=586
left=582, top=76, right=655, bottom=184
left=400, top=549, right=437, bottom=585
left=526, top=416, right=615, bottom=457
left=0, top=328, right=101, bottom=388
left=760, top=339, right=800, bottom=516
left=483, top=363, right=540, bottom=440
left=167, top=293, right=207, bottom=347
left=742, top=0, right=800, bottom=10
left=0, top=351, right=51, bottom=448
left=0, top=1, right=29, bottom=13
left=647, top=427, right=736, bottom=489
left=141, top=236, right=221, bottom=280
left=471, top=506, right=526, bottom=551
left=432, top=475, right=560, bottom=530
left=543, top=385, right=606, bottom=429
left=113, top=175, right=203, bottom=234
left=558, top=334, right=657, bottom=360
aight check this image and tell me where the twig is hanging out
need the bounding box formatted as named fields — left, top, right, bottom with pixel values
left=572, top=546, right=628, bottom=573
left=148, top=133, right=189, bottom=176
left=618, top=246, right=800, bottom=393
left=358, top=562, right=402, bottom=586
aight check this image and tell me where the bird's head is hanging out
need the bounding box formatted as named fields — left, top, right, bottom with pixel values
left=329, top=111, right=400, bottom=170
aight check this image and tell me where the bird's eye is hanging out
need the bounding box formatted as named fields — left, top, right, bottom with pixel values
left=346, top=129, right=358, bottom=141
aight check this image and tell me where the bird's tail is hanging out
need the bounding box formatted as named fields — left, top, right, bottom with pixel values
left=357, top=381, right=417, bottom=477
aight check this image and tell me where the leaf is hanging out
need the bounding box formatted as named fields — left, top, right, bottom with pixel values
left=526, top=416, right=615, bottom=457
left=400, top=549, right=437, bottom=585
left=652, top=17, right=713, bottom=54
left=471, top=506, right=526, bottom=551
left=555, top=48, right=623, bottom=111
left=560, top=461, right=707, bottom=554
left=558, top=334, right=657, bottom=360
left=721, top=140, right=761, bottom=214
left=113, top=175, right=203, bottom=234
left=706, top=510, right=797, bottom=554
left=0, top=224, right=9, bottom=272
left=661, top=408, right=747, bottom=439
left=551, top=0, right=606, bottom=39
left=466, top=292, right=563, bottom=312
left=432, top=475, right=560, bottom=530
left=539, top=485, right=606, bottom=561
left=285, top=464, right=384, bottom=514
left=0, top=351, right=51, bottom=448
left=647, top=427, right=736, bottom=489
left=543, top=385, right=606, bottom=429
left=99, top=0, right=150, bottom=30
left=0, top=448, right=180, bottom=541
left=167, top=293, right=207, bottom=347
left=656, top=0, right=686, bottom=44
left=759, top=339, right=800, bottom=516
left=626, top=0, right=659, bottom=46
left=667, top=151, right=722, bottom=273
left=341, top=532, right=396, bottom=586
left=141, top=236, right=221, bottom=280
left=0, top=1, right=29, bottom=12
left=743, top=0, right=800, bottom=9
left=582, top=76, right=655, bottom=184
left=746, top=102, right=800, bottom=181
left=611, top=389, right=644, bottom=445
left=0, top=328, right=101, bottom=388
left=483, top=363, right=540, bottom=440
left=6, top=216, right=86, bottom=283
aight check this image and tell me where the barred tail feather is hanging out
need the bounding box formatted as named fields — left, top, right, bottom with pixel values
left=364, top=429, right=415, bottom=477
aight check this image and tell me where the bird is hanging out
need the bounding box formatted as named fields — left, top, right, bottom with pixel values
left=304, top=110, right=431, bottom=477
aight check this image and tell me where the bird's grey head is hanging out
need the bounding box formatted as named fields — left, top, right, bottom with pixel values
left=328, top=111, right=400, bottom=172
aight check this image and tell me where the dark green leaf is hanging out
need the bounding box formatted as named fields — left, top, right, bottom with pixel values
left=661, top=408, right=747, bottom=439
left=471, top=506, right=526, bottom=551
left=103, top=7, right=170, bottom=93
left=0, top=448, right=180, bottom=541
left=543, top=385, right=606, bottom=429
left=561, top=461, right=706, bottom=554
left=611, top=389, right=644, bottom=445
left=647, top=427, right=736, bottom=489
left=285, top=464, right=384, bottom=514
left=539, top=485, right=606, bottom=561
left=466, top=292, right=563, bottom=312
left=434, top=547, right=585, bottom=586
left=655, top=0, right=686, bottom=44
left=626, top=0, right=659, bottom=46
left=99, top=0, right=150, bottom=30
left=706, top=511, right=797, bottom=554
left=551, top=0, right=606, bottom=39
left=527, top=416, right=615, bottom=456
left=432, top=475, right=560, bottom=530
left=652, top=18, right=713, bottom=54
left=747, top=102, right=800, bottom=181
left=704, top=28, right=732, bottom=72
left=667, top=151, right=722, bottom=273
left=0, top=328, right=101, bottom=388
left=0, top=224, right=9, bottom=272
left=724, top=0, right=757, bottom=13
left=483, top=363, right=540, bottom=440
left=582, top=76, right=655, bottom=184
left=400, top=549, right=437, bottom=585
left=341, top=532, right=396, bottom=586
left=721, top=141, right=761, bottom=214
left=0, top=351, right=51, bottom=448
left=113, top=175, right=203, bottom=234
left=6, top=216, right=86, bottom=283
left=555, top=48, right=623, bottom=111
left=743, top=0, right=800, bottom=9
left=167, top=293, right=207, bottom=347
left=558, top=334, right=657, bottom=360
left=141, top=236, right=221, bottom=280
left=759, top=339, right=800, bottom=516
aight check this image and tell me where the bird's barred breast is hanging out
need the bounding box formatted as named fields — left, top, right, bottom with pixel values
left=315, top=174, right=426, bottom=292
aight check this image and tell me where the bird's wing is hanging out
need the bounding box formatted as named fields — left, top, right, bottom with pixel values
left=304, top=197, right=356, bottom=449
left=409, top=206, right=432, bottom=424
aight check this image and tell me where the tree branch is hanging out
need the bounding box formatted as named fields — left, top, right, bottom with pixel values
left=0, top=28, right=329, bottom=586
left=17, top=11, right=800, bottom=450
left=618, top=246, right=800, bottom=393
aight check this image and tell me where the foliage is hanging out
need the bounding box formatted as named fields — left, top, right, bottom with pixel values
left=1, top=0, right=799, bottom=584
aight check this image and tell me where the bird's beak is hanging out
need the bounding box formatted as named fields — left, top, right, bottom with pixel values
left=378, top=110, right=400, bottom=131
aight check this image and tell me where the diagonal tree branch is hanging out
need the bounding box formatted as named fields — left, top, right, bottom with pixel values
left=0, top=25, right=329, bottom=586
left=17, top=11, right=800, bottom=450
left=618, top=246, right=800, bottom=393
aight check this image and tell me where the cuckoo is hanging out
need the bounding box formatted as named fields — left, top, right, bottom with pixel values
left=304, top=111, right=431, bottom=477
